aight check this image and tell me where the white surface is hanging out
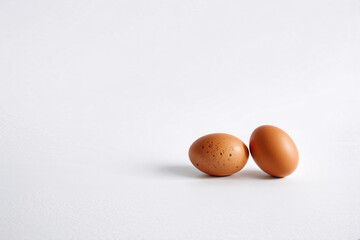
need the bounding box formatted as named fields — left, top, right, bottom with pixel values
left=1, top=0, right=360, bottom=239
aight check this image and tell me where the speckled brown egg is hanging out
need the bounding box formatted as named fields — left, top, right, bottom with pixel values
left=249, top=125, right=299, bottom=178
left=188, top=133, right=249, bottom=176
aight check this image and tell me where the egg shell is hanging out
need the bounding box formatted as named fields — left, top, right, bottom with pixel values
left=249, top=125, right=299, bottom=178
left=189, top=133, right=249, bottom=176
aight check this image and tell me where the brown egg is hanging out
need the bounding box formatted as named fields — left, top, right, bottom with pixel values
left=249, top=125, right=299, bottom=178
left=189, top=133, right=249, bottom=176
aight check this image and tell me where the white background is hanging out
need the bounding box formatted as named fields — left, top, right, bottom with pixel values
left=1, top=0, right=360, bottom=239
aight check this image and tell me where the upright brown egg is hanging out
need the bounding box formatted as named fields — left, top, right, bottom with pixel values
left=189, top=133, right=249, bottom=176
left=249, top=125, right=299, bottom=178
